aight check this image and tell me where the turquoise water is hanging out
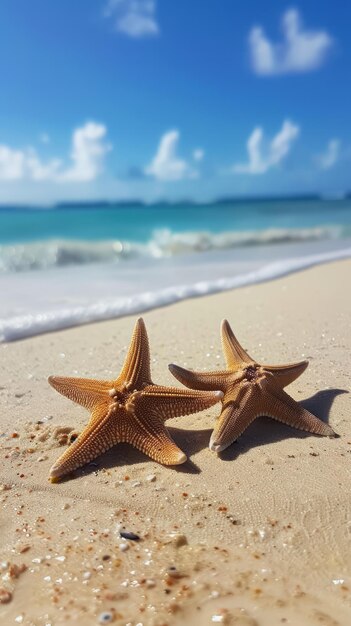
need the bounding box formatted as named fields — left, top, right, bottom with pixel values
left=1, top=198, right=351, bottom=245
left=1, top=198, right=351, bottom=340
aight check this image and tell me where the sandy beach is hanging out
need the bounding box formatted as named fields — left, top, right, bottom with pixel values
left=1, top=258, right=350, bottom=626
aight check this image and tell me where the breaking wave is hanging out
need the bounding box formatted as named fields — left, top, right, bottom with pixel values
left=1, top=246, right=350, bottom=341
left=0, top=224, right=347, bottom=273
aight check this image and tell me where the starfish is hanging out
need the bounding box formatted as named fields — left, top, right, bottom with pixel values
left=48, top=318, right=222, bottom=481
left=169, top=319, right=337, bottom=453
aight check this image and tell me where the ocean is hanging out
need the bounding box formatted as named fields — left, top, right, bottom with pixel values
left=1, top=198, right=351, bottom=341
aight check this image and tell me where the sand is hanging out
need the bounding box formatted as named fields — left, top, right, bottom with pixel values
left=0, top=258, right=350, bottom=626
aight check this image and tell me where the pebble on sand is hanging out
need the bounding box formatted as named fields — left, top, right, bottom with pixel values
left=0, top=587, right=12, bottom=604
left=119, top=530, right=140, bottom=541
left=98, top=612, right=114, bottom=624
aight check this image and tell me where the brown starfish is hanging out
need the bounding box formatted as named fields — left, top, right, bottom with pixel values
left=169, top=319, right=336, bottom=453
left=48, top=318, right=222, bottom=481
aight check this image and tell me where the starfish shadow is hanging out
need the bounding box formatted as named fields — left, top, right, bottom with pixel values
left=219, top=388, right=347, bottom=462
left=301, top=388, right=347, bottom=422
left=168, top=426, right=213, bottom=474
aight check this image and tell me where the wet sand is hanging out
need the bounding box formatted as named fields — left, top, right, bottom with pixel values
left=0, top=259, right=350, bottom=625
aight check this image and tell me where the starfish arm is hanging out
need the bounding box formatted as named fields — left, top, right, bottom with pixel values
left=127, top=415, right=187, bottom=465
left=49, top=401, right=115, bottom=480
left=48, top=376, right=112, bottom=410
left=116, top=318, right=152, bottom=389
left=168, top=364, right=229, bottom=391
left=210, top=385, right=258, bottom=452
left=263, top=360, right=309, bottom=388
left=260, top=376, right=337, bottom=437
left=221, top=320, right=254, bottom=369
left=135, top=384, right=223, bottom=421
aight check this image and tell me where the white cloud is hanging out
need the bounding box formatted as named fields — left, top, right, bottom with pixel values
left=193, top=148, right=204, bottom=162
left=0, top=122, right=110, bottom=183
left=60, top=122, right=110, bottom=182
left=0, top=146, right=25, bottom=180
left=145, top=130, right=197, bottom=181
left=233, top=119, right=300, bottom=175
left=316, top=139, right=340, bottom=170
left=104, top=0, right=159, bottom=38
left=26, top=151, right=62, bottom=181
left=249, top=9, right=333, bottom=75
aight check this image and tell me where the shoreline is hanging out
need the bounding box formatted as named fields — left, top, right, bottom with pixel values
left=1, top=240, right=351, bottom=342
left=0, top=259, right=350, bottom=625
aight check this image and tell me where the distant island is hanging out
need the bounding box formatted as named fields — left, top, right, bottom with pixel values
left=0, top=192, right=348, bottom=212
left=55, top=193, right=323, bottom=208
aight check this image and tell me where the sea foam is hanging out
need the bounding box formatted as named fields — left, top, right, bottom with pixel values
left=1, top=246, right=350, bottom=342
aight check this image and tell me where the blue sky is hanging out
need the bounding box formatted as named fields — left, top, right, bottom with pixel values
left=0, top=0, right=350, bottom=203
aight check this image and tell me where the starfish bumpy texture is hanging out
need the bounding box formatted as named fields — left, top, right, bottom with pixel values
left=48, top=318, right=222, bottom=481
left=169, top=319, right=336, bottom=453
